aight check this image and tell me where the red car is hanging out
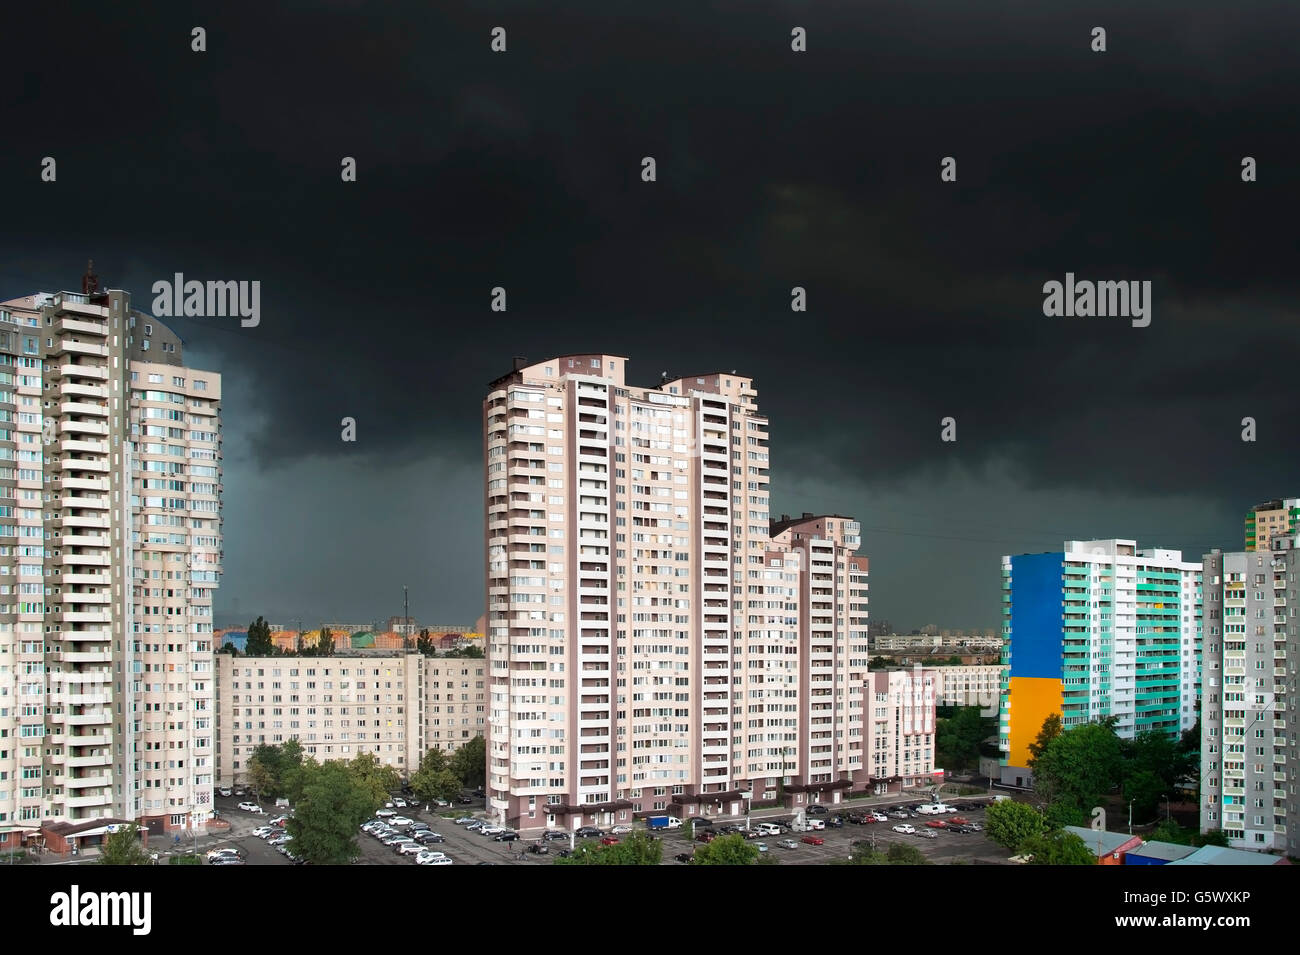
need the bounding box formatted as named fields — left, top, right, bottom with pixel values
left=925, top=820, right=947, bottom=829
left=800, top=835, right=824, bottom=846
left=600, top=836, right=620, bottom=846
left=949, top=817, right=970, bottom=825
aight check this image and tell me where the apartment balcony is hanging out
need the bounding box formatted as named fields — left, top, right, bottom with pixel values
left=57, top=317, right=107, bottom=336
left=58, top=400, right=108, bottom=418
left=58, top=459, right=110, bottom=475
left=59, top=476, right=110, bottom=492
left=57, top=383, right=109, bottom=400
left=66, top=772, right=114, bottom=790
left=64, top=693, right=112, bottom=706
left=58, top=439, right=109, bottom=455
left=65, top=792, right=113, bottom=809
left=58, top=340, right=109, bottom=358
left=66, top=711, right=112, bottom=726
left=50, top=611, right=112, bottom=625
left=58, top=363, right=108, bottom=380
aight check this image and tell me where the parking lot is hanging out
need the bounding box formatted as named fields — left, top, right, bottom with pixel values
left=207, top=791, right=1015, bottom=866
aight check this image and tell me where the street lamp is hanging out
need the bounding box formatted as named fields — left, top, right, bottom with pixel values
left=1128, top=798, right=1134, bottom=835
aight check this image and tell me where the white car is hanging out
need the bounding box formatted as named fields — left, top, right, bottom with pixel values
left=389, top=816, right=414, bottom=828
left=393, top=797, right=408, bottom=808
left=252, top=826, right=275, bottom=838
left=433, top=798, right=451, bottom=808
left=376, top=809, right=396, bottom=818
left=478, top=825, right=504, bottom=836
left=397, top=841, right=425, bottom=856
left=237, top=801, right=265, bottom=813
left=610, top=825, right=633, bottom=835
left=870, top=812, right=888, bottom=823
left=417, top=853, right=453, bottom=866
left=415, top=849, right=447, bottom=863
left=893, top=824, right=916, bottom=834
left=205, top=847, right=241, bottom=862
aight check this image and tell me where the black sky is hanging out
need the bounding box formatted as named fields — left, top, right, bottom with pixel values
left=3, top=1, right=1297, bottom=631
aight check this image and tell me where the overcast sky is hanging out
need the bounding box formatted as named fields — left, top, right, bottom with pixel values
left=3, top=1, right=1297, bottom=631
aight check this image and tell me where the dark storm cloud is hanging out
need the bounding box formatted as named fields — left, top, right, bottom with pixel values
left=2, top=1, right=1297, bottom=626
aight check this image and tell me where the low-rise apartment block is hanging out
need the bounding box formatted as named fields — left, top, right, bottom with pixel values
left=215, top=651, right=486, bottom=784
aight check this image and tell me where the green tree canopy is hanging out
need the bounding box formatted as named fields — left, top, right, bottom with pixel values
left=244, top=616, right=275, bottom=655
left=348, top=751, right=401, bottom=806
left=1026, top=713, right=1062, bottom=769
left=985, top=800, right=1045, bottom=850
left=689, top=833, right=759, bottom=865
left=416, top=628, right=434, bottom=656
left=1032, top=719, right=1122, bottom=811
left=553, top=831, right=663, bottom=866
left=1019, top=828, right=1095, bottom=865
left=99, top=824, right=152, bottom=865
left=450, top=735, right=486, bottom=788
left=287, top=759, right=377, bottom=864
left=936, top=706, right=994, bottom=773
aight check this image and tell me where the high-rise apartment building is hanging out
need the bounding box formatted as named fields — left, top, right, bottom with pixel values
left=484, top=355, right=870, bottom=832
left=999, top=539, right=1201, bottom=785
left=1245, top=498, right=1300, bottom=553
left=1200, top=539, right=1296, bottom=853
left=0, top=273, right=221, bottom=850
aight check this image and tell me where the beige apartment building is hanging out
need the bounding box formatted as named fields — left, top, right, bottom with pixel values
left=0, top=274, right=221, bottom=849
left=214, top=652, right=486, bottom=784
left=865, top=668, right=939, bottom=789
left=935, top=664, right=1006, bottom=713
left=483, top=355, right=871, bottom=832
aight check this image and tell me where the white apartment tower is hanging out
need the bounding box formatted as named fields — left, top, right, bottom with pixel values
left=485, top=356, right=868, bottom=832
left=0, top=270, right=221, bottom=850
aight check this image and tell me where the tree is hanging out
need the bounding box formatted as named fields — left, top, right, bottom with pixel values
left=245, top=616, right=275, bottom=656
left=450, top=735, right=486, bottom=788
left=1123, top=769, right=1166, bottom=824
left=936, top=706, right=992, bottom=773
left=218, top=642, right=238, bottom=656
left=885, top=843, right=930, bottom=865
left=100, top=824, right=152, bottom=865
left=1198, top=828, right=1229, bottom=847
left=246, top=743, right=282, bottom=799
left=316, top=627, right=334, bottom=657
left=869, top=656, right=891, bottom=669
left=690, top=834, right=759, bottom=865
left=411, top=756, right=461, bottom=804
left=554, top=831, right=662, bottom=866
left=417, top=628, right=434, bottom=656
left=985, top=800, right=1045, bottom=850
left=1149, top=819, right=1191, bottom=846
left=287, top=759, right=377, bottom=865
left=1026, top=713, right=1062, bottom=769
left=847, top=844, right=890, bottom=865
left=1032, top=720, right=1121, bottom=811
left=1042, top=796, right=1087, bottom=830
left=348, top=751, right=401, bottom=806
left=1019, top=828, right=1095, bottom=865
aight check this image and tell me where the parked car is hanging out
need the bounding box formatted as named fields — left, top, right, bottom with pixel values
left=870, top=812, right=888, bottom=823
left=397, top=842, right=425, bottom=856
left=465, top=821, right=485, bottom=832
left=776, top=839, right=799, bottom=849
left=479, top=825, right=505, bottom=837
left=806, top=804, right=829, bottom=816
left=674, top=852, right=694, bottom=864
left=575, top=826, right=602, bottom=838
left=692, top=817, right=715, bottom=828
left=925, top=820, right=948, bottom=829
left=528, top=842, right=550, bottom=855
left=433, top=798, right=451, bottom=807
left=949, top=816, right=970, bottom=826
left=755, top=842, right=769, bottom=853
left=375, top=809, right=396, bottom=819
left=269, top=816, right=290, bottom=827
left=216, top=786, right=233, bottom=798
left=237, top=801, right=263, bottom=813
left=495, top=831, right=519, bottom=842
left=542, top=830, right=569, bottom=842
left=473, top=789, right=485, bottom=797
left=695, top=831, right=716, bottom=844
left=890, top=811, right=910, bottom=819
left=253, top=826, right=276, bottom=838
left=915, top=829, right=938, bottom=839
left=416, top=850, right=447, bottom=864
left=206, top=847, right=241, bottom=862
left=610, top=825, right=633, bottom=835
left=801, top=835, right=825, bottom=846
left=407, top=821, right=430, bottom=831
left=457, top=796, right=473, bottom=805
left=600, top=836, right=620, bottom=846
left=826, top=816, right=844, bottom=828
left=382, top=834, right=414, bottom=847
left=392, top=797, right=407, bottom=809
left=454, top=816, right=477, bottom=825
left=847, top=813, right=867, bottom=824
left=892, top=824, right=916, bottom=834
left=416, top=852, right=453, bottom=866
left=389, top=816, right=414, bottom=828
left=947, top=824, right=974, bottom=834
left=232, top=787, right=247, bottom=797
left=210, top=855, right=246, bottom=865
left=415, top=831, right=445, bottom=844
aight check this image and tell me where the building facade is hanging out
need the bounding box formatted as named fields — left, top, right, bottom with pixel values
left=1245, top=498, right=1300, bottom=553
left=999, top=540, right=1201, bottom=783
left=0, top=277, right=221, bottom=849
left=864, top=667, right=939, bottom=790
left=1199, top=539, right=1296, bottom=853
left=483, top=356, right=871, bottom=832
left=214, top=651, right=486, bottom=784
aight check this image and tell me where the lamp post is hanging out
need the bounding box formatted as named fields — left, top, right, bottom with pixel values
left=1128, top=799, right=1134, bottom=835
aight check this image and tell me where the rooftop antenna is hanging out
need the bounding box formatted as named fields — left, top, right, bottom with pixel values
left=82, top=259, right=100, bottom=296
